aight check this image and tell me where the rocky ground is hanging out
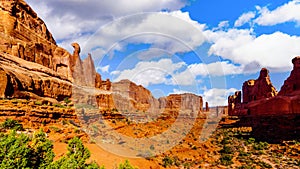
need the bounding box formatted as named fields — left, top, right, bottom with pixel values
left=77, top=109, right=300, bottom=168
left=1, top=101, right=300, bottom=168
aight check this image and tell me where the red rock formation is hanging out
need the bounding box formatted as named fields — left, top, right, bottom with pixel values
left=242, top=68, right=277, bottom=103
left=229, top=57, right=300, bottom=117
left=228, top=91, right=241, bottom=116
left=158, top=93, right=203, bottom=113
left=0, top=52, right=72, bottom=101
left=278, top=56, right=300, bottom=96
left=0, top=0, right=72, bottom=79
left=205, top=102, right=209, bottom=112
left=111, top=79, right=159, bottom=112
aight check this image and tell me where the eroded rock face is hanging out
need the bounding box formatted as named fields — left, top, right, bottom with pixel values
left=159, top=93, right=203, bottom=113
left=0, top=0, right=72, bottom=79
left=228, top=91, right=241, bottom=116
left=242, top=68, right=277, bottom=103
left=0, top=52, right=72, bottom=101
left=229, top=57, right=300, bottom=116
left=279, top=56, right=300, bottom=96
left=111, top=79, right=159, bottom=112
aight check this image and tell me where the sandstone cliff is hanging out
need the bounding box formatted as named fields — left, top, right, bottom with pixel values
left=229, top=57, right=300, bottom=116
left=159, top=93, right=203, bottom=113
left=0, top=0, right=73, bottom=79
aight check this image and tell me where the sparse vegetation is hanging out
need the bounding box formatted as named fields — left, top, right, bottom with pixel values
left=118, top=160, right=138, bottom=169
left=162, top=156, right=173, bottom=168
left=34, top=100, right=43, bottom=105
left=64, top=97, right=72, bottom=104
left=1, top=118, right=23, bottom=131
left=0, top=130, right=103, bottom=169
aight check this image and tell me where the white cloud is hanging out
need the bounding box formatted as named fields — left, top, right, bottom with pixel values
left=111, top=70, right=121, bottom=76
left=202, top=88, right=238, bottom=107
left=205, top=29, right=300, bottom=72
left=113, top=59, right=186, bottom=87
left=137, top=48, right=172, bottom=61
left=33, top=10, right=207, bottom=58
left=187, top=61, right=244, bottom=77
left=234, top=11, right=256, bottom=27
left=96, top=65, right=110, bottom=73
left=82, top=11, right=206, bottom=58
left=255, top=0, right=300, bottom=26
left=25, top=0, right=189, bottom=41
left=172, top=89, right=194, bottom=94
left=215, top=21, right=230, bottom=30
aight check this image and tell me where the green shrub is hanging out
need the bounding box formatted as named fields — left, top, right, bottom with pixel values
left=35, top=101, right=43, bottom=105
left=118, top=160, right=138, bottom=169
left=53, top=103, right=65, bottom=108
left=64, top=97, right=72, bottom=104
left=1, top=118, right=23, bottom=131
left=220, top=145, right=233, bottom=154
left=52, top=137, right=102, bottom=168
left=253, top=141, right=268, bottom=150
left=0, top=130, right=103, bottom=169
left=220, top=154, right=233, bottom=166
left=162, top=156, right=173, bottom=168
left=150, top=145, right=155, bottom=150
left=247, top=138, right=255, bottom=144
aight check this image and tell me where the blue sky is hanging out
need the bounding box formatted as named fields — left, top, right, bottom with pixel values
left=26, top=0, right=300, bottom=106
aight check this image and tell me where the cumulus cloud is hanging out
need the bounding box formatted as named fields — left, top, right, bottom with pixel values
left=187, top=61, right=244, bottom=77
left=81, top=11, right=206, bottom=58
left=29, top=8, right=207, bottom=59
left=137, top=48, right=172, bottom=61
left=234, top=11, right=256, bottom=27
left=113, top=59, right=186, bottom=87
left=255, top=0, right=300, bottom=26
left=25, top=0, right=188, bottom=40
left=202, top=88, right=238, bottom=107
left=205, top=29, right=300, bottom=72
left=96, top=65, right=110, bottom=73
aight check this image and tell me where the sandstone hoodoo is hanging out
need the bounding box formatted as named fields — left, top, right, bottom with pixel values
left=278, top=56, right=300, bottom=96
left=242, top=68, right=277, bottom=103
left=228, top=57, right=300, bottom=141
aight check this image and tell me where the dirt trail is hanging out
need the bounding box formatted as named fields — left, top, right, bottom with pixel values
left=53, top=143, right=161, bottom=169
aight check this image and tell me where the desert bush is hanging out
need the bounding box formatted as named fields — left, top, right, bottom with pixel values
left=118, top=160, right=138, bottom=169
left=64, top=97, right=72, bottom=104
left=0, top=131, right=103, bottom=169
left=247, top=137, right=256, bottom=144
left=1, top=118, right=23, bottom=131
left=253, top=141, right=269, bottom=150
left=220, top=145, right=234, bottom=154
left=220, top=154, right=233, bottom=166
left=162, top=156, right=173, bottom=167
left=35, top=101, right=43, bottom=105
